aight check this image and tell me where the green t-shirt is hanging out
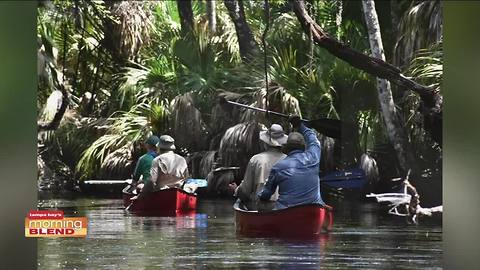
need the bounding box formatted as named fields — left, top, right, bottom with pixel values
left=133, top=151, right=157, bottom=183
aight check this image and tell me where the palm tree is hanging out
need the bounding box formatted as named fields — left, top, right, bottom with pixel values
left=223, top=0, right=260, bottom=61
left=206, top=0, right=217, bottom=34
left=176, top=0, right=194, bottom=35
left=37, top=0, right=442, bottom=196
left=103, top=1, right=155, bottom=64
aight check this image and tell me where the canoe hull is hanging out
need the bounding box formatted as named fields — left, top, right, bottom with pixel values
left=123, top=187, right=197, bottom=214
left=234, top=203, right=333, bottom=237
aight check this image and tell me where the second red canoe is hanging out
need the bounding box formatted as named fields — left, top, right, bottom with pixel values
left=123, top=186, right=197, bottom=214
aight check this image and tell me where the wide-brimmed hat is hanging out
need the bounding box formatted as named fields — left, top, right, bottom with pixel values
left=259, top=124, right=288, bottom=147
left=158, top=135, right=176, bottom=150
left=285, top=132, right=305, bottom=150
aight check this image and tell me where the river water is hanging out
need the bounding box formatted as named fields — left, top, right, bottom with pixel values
left=37, top=196, right=442, bottom=269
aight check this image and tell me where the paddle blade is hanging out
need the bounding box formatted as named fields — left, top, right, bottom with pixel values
left=305, top=118, right=343, bottom=138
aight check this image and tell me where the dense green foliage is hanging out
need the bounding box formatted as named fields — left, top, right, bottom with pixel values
left=37, top=0, right=442, bottom=188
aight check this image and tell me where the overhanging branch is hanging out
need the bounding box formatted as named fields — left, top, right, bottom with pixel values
left=291, top=0, right=442, bottom=144
left=291, top=0, right=438, bottom=104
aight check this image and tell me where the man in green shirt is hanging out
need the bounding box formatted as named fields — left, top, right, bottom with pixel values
left=131, top=135, right=159, bottom=192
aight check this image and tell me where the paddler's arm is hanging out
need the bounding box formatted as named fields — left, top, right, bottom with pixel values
left=299, top=123, right=321, bottom=163
left=257, top=167, right=279, bottom=201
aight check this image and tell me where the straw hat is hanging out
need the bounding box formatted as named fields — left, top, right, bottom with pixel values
left=158, top=135, right=176, bottom=150
left=259, top=124, right=288, bottom=147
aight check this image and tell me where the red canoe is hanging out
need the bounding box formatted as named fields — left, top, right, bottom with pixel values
left=123, top=186, right=197, bottom=214
left=234, top=202, right=333, bottom=237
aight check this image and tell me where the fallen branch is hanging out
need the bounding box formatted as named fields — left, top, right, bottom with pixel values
left=367, top=170, right=440, bottom=224
left=416, top=205, right=443, bottom=217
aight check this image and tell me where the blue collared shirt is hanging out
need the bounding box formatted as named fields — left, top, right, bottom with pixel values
left=258, top=123, right=325, bottom=209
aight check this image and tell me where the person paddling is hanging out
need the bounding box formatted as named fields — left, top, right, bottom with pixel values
left=150, top=135, right=189, bottom=190
left=131, top=135, right=189, bottom=200
left=130, top=135, right=159, bottom=193
left=258, top=116, right=326, bottom=209
left=230, top=124, right=287, bottom=211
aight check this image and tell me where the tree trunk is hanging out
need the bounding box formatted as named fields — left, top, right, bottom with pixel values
left=361, top=0, right=415, bottom=174
left=177, top=0, right=194, bottom=34
left=206, top=0, right=216, bottom=34
left=290, top=0, right=442, bottom=146
left=224, top=0, right=259, bottom=61
left=335, top=0, right=343, bottom=40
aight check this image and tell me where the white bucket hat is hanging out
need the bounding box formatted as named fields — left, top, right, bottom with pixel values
left=259, top=124, right=288, bottom=147
left=158, top=135, right=176, bottom=150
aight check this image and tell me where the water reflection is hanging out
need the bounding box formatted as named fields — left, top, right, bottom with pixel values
left=132, top=214, right=208, bottom=231
left=37, top=198, right=441, bottom=269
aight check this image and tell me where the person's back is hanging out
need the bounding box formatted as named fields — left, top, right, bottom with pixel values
left=131, top=135, right=159, bottom=191
left=258, top=119, right=325, bottom=209
left=134, top=152, right=156, bottom=182
left=236, top=149, right=285, bottom=210
left=231, top=124, right=288, bottom=211
left=154, top=151, right=188, bottom=177
left=150, top=135, right=188, bottom=189
left=129, top=135, right=159, bottom=200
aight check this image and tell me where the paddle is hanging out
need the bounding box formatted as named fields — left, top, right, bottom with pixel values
left=125, top=201, right=134, bottom=211
left=220, top=99, right=343, bottom=138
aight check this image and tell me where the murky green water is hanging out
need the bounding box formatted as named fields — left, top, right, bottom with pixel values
left=37, top=197, right=442, bottom=269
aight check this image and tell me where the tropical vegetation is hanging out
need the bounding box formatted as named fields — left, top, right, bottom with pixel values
left=37, top=0, right=442, bottom=201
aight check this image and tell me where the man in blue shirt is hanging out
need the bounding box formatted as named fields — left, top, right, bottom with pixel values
left=258, top=116, right=325, bottom=209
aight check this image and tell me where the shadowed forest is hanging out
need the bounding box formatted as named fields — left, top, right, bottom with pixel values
left=37, top=0, right=442, bottom=205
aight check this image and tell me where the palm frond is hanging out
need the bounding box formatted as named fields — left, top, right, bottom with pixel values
left=186, top=150, right=217, bottom=178
left=406, top=41, right=443, bottom=89
left=315, top=0, right=343, bottom=38
left=170, top=92, right=209, bottom=154
left=199, top=150, right=217, bottom=178
left=214, top=12, right=241, bottom=64
left=218, top=122, right=265, bottom=177
left=76, top=102, right=168, bottom=179
left=106, top=1, right=155, bottom=61
left=101, top=144, right=133, bottom=179
left=395, top=0, right=442, bottom=68
left=172, top=32, right=218, bottom=93
left=112, top=66, right=149, bottom=108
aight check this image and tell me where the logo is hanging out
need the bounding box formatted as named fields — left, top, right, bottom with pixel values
left=25, top=210, right=87, bottom=237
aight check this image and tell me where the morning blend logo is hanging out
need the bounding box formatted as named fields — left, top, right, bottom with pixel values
left=25, top=210, right=87, bottom=237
